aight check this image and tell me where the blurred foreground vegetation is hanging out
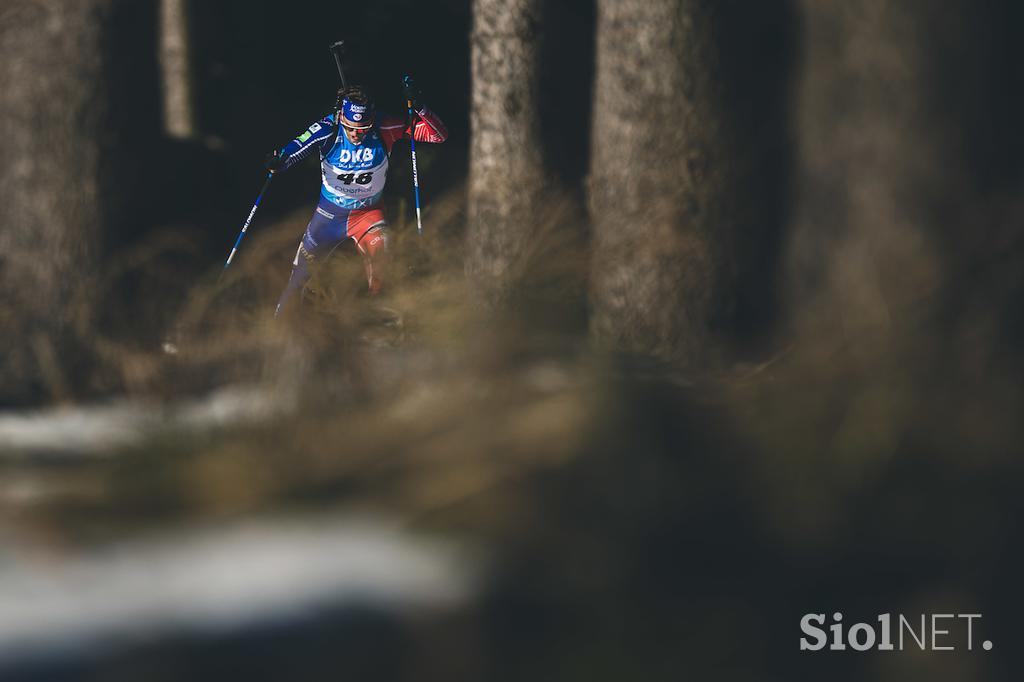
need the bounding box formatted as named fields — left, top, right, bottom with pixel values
left=2, top=186, right=1022, bottom=681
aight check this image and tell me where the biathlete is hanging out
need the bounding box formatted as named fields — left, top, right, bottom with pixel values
left=265, top=83, right=447, bottom=317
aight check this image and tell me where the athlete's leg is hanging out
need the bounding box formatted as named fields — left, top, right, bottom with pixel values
left=347, top=209, right=389, bottom=295
left=358, top=224, right=389, bottom=295
left=275, top=198, right=350, bottom=317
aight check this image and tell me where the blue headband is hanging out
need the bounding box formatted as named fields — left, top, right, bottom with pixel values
left=342, top=98, right=375, bottom=128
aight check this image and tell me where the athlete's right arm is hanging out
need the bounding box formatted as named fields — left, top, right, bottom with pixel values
left=273, top=114, right=336, bottom=170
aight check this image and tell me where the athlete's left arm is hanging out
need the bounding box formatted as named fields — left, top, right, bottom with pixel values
left=410, top=106, right=448, bottom=143
left=379, top=105, right=448, bottom=153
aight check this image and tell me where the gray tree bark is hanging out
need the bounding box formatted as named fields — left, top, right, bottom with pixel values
left=159, top=0, right=197, bottom=139
left=588, top=0, right=736, bottom=366
left=466, top=0, right=545, bottom=303
left=786, top=1, right=976, bottom=352
left=0, top=0, right=119, bottom=403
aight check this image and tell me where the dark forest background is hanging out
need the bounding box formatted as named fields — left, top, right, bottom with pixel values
left=2, top=1, right=1024, bottom=680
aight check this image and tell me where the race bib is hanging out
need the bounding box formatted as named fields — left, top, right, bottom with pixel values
left=322, top=155, right=389, bottom=199
left=321, top=134, right=389, bottom=206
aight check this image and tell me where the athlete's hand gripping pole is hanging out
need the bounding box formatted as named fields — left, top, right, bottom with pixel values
left=404, top=74, right=424, bottom=236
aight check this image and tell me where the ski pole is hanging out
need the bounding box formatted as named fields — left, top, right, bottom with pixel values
left=404, top=74, right=424, bottom=236
left=222, top=171, right=273, bottom=272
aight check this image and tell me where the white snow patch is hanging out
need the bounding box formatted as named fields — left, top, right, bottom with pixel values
left=0, top=516, right=478, bottom=662
left=0, top=385, right=294, bottom=459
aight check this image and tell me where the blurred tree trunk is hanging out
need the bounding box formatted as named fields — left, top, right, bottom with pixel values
left=0, top=0, right=120, bottom=403
left=466, top=0, right=545, bottom=303
left=159, top=0, right=197, bottom=139
left=786, top=1, right=979, bottom=355
left=587, top=0, right=737, bottom=366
